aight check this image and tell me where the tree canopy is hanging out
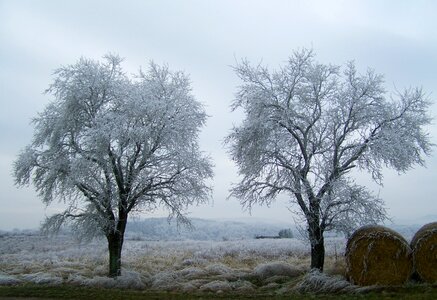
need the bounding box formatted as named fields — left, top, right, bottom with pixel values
left=226, top=49, right=432, bottom=270
left=14, top=55, right=213, bottom=276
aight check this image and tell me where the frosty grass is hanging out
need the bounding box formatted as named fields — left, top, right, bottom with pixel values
left=0, top=233, right=347, bottom=292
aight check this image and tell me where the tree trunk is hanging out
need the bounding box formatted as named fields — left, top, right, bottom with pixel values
left=310, top=235, right=325, bottom=271
left=308, top=220, right=325, bottom=271
left=106, top=209, right=129, bottom=277
left=107, top=232, right=123, bottom=277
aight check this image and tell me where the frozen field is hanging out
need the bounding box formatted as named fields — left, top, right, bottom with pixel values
left=0, top=233, right=348, bottom=292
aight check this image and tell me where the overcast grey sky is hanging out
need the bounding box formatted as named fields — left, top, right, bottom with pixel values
left=1, top=0, right=436, bottom=230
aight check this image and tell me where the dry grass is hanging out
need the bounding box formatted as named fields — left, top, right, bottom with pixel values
left=2, top=232, right=437, bottom=297
left=0, top=233, right=349, bottom=293
left=324, top=256, right=347, bottom=277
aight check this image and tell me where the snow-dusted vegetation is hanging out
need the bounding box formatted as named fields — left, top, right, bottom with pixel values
left=124, top=218, right=295, bottom=241
left=226, top=48, right=432, bottom=271
left=13, top=56, right=214, bottom=277
left=0, top=232, right=347, bottom=292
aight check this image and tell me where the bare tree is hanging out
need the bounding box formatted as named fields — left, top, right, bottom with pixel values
left=226, top=49, right=432, bottom=271
left=14, top=55, right=213, bottom=277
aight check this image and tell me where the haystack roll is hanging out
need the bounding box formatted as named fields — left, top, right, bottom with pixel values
left=410, top=222, right=437, bottom=283
left=345, top=225, right=412, bottom=286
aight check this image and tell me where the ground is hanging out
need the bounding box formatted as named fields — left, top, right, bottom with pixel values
left=0, top=233, right=435, bottom=298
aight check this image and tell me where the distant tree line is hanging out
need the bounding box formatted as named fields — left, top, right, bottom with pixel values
left=256, top=228, right=294, bottom=239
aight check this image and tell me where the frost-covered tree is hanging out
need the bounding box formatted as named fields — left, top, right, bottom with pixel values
left=278, top=228, right=293, bottom=239
left=14, top=55, right=213, bottom=277
left=226, top=49, right=432, bottom=271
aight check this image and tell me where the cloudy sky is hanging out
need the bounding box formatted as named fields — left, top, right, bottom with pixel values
left=1, top=0, right=436, bottom=230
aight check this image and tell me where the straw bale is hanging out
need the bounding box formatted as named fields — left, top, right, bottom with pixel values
left=345, top=225, right=412, bottom=286
left=410, top=222, right=437, bottom=283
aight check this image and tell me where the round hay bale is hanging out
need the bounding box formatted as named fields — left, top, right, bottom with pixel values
left=345, top=225, right=412, bottom=286
left=410, top=222, right=437, bottom=283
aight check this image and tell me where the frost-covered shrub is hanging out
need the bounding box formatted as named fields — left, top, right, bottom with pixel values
left=181, top=257, right=209, bottom=267
left=151, top=271, right=180, bottom=290
left=67, top=270, right=146, bottom=289
left=177, top=267, right=206, bottom=279
left=230, top=280, right=256, bottom=292
left=113, top=270, right=147, bottom=289
left=199, top=280, right=232, bottom=292
left=204, top=263, right=232, bottom=276
left=0, top=273, right=22, bottom=285
left=21, top=272, right=63, bottom=285
left=91, top=265, right=107, bottom=276
left=179, top=282, right=198, bottom=292
left=67, top=274, right=89, bottom=286
left=254, top=261, right=304, bottom=280
left=294, top=269, right=356, bottom=294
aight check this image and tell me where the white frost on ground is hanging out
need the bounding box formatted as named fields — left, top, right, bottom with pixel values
left=199, top=280, right=232, bottom=292
left=21, top=272, right=63, bottom=285
left=230, top=279, right=256, bottom=292
left=151, top=271, right=179, bottom=289
left=67, top=270, right=146, bottom=289
left=254, top=261, right=304, bottom=279
left=204, top=263, right=232, bottom=275
left=294, top=269, right=356, bottom=294
left=0, top=233, right=347, bottom=292
left=177, top=267, right=206, bottom=279
left=0, top=273, right=22, bottom=285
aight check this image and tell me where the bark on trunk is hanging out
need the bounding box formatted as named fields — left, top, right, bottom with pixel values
left=107, top=210, right=128, bottom=277
left=107, top=232, right=123, bottom=277
left=310, top=235, right=325, bottom=271
left=308, top=221, right=325, bottom=271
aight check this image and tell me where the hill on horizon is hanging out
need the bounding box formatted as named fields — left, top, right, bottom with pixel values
left=125, top=217, right=296, bottom=241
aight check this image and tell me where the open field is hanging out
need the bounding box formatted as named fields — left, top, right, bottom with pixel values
left=0, top=233, right=342, bottom=289
left=1, top=232, right=436, bottom=298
